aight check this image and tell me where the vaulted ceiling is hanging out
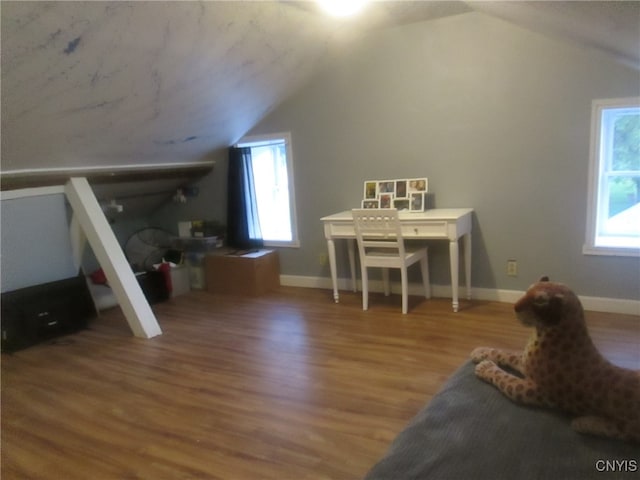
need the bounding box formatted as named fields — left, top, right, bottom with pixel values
left=2, top=1, right=639, bottom=184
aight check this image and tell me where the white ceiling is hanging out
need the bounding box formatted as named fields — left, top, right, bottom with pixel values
left=1, top=1, right=638, bottom=180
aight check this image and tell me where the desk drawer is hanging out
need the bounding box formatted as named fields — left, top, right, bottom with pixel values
left=402, top=222, right=448, bottom=238
left=325, top=223, right=355, bottom=238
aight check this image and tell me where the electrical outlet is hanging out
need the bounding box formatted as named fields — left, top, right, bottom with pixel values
left=507, top=259, right=518, bottom=277
left=318, top=253, right=328, bottom=266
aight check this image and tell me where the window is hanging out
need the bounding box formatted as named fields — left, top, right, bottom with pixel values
left=585, top=97, right=640, bottom=256
left=236, top=132, right=299, bottom=247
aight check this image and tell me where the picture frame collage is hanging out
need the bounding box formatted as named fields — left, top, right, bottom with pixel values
left=362, top=178, right=429, bottom=212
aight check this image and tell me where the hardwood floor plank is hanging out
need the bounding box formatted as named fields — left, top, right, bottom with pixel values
left=2, top=287, right=638, bottom=479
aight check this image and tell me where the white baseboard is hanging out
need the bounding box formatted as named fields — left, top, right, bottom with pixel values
left=279, top=275, right=640, bottom=316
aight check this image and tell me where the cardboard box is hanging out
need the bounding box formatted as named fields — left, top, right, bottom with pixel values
left=205, top=250, right=280, bottom=296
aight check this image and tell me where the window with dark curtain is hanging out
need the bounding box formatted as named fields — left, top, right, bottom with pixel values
left=226, top=147, right=264, bottom=250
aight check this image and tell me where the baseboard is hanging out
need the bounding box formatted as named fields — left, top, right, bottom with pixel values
left=279, top=275, right=640, bottom=316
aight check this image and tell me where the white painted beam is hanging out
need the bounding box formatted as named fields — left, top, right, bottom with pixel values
left=69, top=214, right=87, bottom=272
left=0, top=185, right=65, bottom=200
left=65, top=177, right=162, bottom=338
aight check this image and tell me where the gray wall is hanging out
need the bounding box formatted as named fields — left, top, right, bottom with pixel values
left=241, top=12, right=639, bottom=300
left=1, top=193, right=78, bottom=292
left=0, top=191, right=156, bottom=291
left=150, top=150, right=229, bottom=235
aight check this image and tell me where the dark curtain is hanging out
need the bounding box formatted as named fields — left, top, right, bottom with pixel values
left=226, top=147, right=264, bottom=249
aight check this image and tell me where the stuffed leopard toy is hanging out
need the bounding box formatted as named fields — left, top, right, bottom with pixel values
left=471, top=277, right=640, bottom=442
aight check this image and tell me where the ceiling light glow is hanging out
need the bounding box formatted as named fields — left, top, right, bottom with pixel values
left=317, top=0, right=368, bottom=18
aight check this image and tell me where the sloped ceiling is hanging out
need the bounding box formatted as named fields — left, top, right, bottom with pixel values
left=1, top=1, right=638, bottom=182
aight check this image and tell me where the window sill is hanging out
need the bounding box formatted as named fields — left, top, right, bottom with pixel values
left=263, top=240, right=300, bottom=248
left=583, top=244, right=640, bottom=257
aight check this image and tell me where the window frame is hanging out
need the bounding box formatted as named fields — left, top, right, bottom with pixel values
left=584, top=97, right=640, bottom=257
left=235, top=132, right=300, bottom=248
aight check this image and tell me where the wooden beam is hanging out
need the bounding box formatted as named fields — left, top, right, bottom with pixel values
left=69, top=214, right=87, bottom=272
left=64, top=177, right=162, bottom=338
left=1, top=162, right=214, bottom=190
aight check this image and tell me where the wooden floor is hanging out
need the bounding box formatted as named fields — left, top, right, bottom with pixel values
left=2, top=287, right=639, bottom=479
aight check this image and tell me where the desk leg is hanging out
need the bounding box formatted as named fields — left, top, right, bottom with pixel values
left=347, top=239, right=357, bottom=292
left=464, top=232, right=472, bottom=300
left=449, top=240, right=460, bottom=312
left=327, top=238, right=339, bottom=303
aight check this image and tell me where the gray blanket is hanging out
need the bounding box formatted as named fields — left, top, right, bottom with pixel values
left=365, top=361, right=639, bottom=480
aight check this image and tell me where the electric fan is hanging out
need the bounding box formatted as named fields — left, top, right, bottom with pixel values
left=124, top=227, right=175, bottom=272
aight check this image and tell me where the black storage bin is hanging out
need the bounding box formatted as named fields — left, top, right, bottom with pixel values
left=137, top=270, right=170, bottom=304
left=1, top=275, right=96, bottom=352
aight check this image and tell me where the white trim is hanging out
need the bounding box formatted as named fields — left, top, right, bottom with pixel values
left=264, top=239, right=301, bottom=248
left=279, top=275, right=640, bottom=316
left=236, top=132, right=300, bottom=248
left=236, top=132, right=291, bottom=148
left=1, top=161, right=216, bottom=178
left=1, top=186, right=65, bottom=200
left=583, top=244, right=640, bottom=257
left=69, top=214, right=87, bottom=272
left=579, top=295, right=640, bottom=316
left=584, top=97, right=640, bottom=257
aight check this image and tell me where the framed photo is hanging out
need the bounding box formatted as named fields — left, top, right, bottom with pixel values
left=363, top=181, right=378, bottom=200
left=395, top=180, right=407, bottom=198
left=393, top=198, right=410, bottom=211
left=378, top=180, right=395, bottom=195
left=379, top=193, right=394, bottom=208
left=360, top=177, right=429, bottom=210
left=410, top=192, right=425, bottom=212
left=408, top=178, right=428, bottom=193
left=362, top=199, right=379, bottom=209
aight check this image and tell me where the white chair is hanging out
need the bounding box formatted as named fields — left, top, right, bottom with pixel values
left=352, top=208, right=431, bottom=314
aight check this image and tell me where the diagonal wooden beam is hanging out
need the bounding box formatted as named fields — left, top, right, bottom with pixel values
left=65, top=177, right=162, bottom=338
left=69, top=213, right=87, bottom=272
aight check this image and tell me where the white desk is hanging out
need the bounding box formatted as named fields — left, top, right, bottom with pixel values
left=321, top=208, right=473, bottom=312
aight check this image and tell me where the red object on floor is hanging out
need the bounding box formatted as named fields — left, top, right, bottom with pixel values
left=156, top=262, right=173, bottom=293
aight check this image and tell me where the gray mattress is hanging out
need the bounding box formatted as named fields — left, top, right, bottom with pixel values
left=365, top=361, right=639, bottom=480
